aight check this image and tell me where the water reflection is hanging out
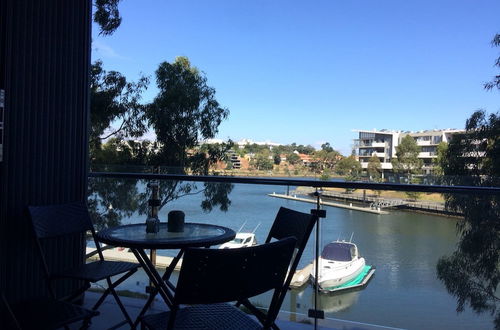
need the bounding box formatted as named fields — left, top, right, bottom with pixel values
left=316, top=290, right=360, bottom=313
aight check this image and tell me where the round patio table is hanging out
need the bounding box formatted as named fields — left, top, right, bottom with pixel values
left=96, top=222, right=235, bottom=324
left=97, top=222, right=235, bottom=250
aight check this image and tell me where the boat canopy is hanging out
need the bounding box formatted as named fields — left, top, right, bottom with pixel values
left=321, top=242, right=356, bottom=261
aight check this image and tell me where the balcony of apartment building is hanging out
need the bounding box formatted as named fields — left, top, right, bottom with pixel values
left=418, top=152, right=437, bottom=158
left=2, top=2, right=499, bottom=330
left=80, top=170, right=497, bottom=329
left=414, top=137, right=433, bottom=146
left=418, top=146, right=438, bottom=159
left=370, top=141, right=388, bottom=148
left=354, top=140, right=388, bottom=149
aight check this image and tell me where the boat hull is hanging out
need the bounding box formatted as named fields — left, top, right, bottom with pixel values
left=312, top=257, right=366, bottom=289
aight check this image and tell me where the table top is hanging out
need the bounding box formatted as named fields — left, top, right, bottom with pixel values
left=96, top=223, right=236, bottom=250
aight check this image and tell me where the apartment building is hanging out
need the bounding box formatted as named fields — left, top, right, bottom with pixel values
left=353, top=129, right=463, bottom=175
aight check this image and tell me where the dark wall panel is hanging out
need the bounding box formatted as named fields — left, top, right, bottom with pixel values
left=0, top=0, right=91, bottom=301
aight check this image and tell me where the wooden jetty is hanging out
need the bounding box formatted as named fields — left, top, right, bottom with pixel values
left=86, top=247, right=183, bottom=271
left=87, top=247, right=309, bottom=288
left=268, top=193, right=389, bottom=215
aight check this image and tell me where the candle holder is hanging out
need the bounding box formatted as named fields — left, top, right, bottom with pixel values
left=146, top=216, right=160, bottom=233
left=168, top=210, right=185, bottom=232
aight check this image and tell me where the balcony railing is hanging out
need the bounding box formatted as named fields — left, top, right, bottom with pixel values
left=88, top=169, right=499, bottom=329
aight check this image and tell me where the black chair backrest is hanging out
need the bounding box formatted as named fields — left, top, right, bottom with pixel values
left=28, top=202, right=94, bottom=239
left=175, top=237, right=297, bottom=305
left=28, top=202, right=103, bottom=297
left=264, top=207, right=317, bottom=324
left=265, top=207, right=315, bottom=249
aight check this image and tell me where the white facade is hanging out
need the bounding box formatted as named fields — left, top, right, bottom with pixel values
left=353, top=129, right=463, bottom=174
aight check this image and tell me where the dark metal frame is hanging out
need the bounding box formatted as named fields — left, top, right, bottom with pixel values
left=96, top=222, right=237, bottom=327
left=140, top=237, right=298, bottom=330
left=1, top=291, right=99, bottom=330
left=28, top=202, right=139, bottom=329
left=88, top=172, right=500, bottom=329
left=89, top=172, right=500, bottom=195
left=236, top=206, right=318, bottom=329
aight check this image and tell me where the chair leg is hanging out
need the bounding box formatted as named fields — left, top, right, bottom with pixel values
left=106, top=276, right=135, bottom=327
left=134, top=289, right=157, bottom=328
left=87, top=269, right=137, bottom=328
left=134, top=249, right=183, bottom=328
left=167, top=306, right=178, bottom=330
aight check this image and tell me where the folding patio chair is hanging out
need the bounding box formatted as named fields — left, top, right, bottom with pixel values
left=244, top=206, right=317, bottom=328
left=1, top=291, right=98, bottom=330
left=28, top=202, right=139, bottom=328
left=140, top=237, right=297, bottom=330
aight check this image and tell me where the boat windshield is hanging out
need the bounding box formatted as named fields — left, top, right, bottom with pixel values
left=321, top=242, right=354, bottom=261
left=232, top=238, right=244, bottom=244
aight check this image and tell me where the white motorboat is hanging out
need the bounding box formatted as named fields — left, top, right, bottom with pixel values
left=219, top=232, right=258, bottom=249
left=219, top=222, right=259, bottom=249
left=311, top=240, right=366, bottom=290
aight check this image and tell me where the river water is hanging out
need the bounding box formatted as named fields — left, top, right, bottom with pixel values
left=100, top=180, right=494, bottom=329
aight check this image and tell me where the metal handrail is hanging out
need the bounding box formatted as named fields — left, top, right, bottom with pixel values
left=88, top=172, right=500, bottom=195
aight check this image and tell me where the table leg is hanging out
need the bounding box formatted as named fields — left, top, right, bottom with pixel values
left=131, top=248, right=174, bottom=307
left=134, top=250, right=184, bottom=327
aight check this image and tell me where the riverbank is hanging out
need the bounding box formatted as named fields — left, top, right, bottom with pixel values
left=292, top=187, right=460, bottom=217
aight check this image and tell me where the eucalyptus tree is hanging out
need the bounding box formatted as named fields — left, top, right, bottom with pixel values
left=437, top=110, right=500, bottom=328
left=314, top=142, right=341, bottom=172
left=335, top=156, right=361, bottom=193
left=436, top=33, right=500, bottom=329
left=367, top=155, right=382, bottom=181
left=89, top=60, right=149, bottom=158
left=94, top=0, right=123, bottom=36
left=145, top=56, right=233, bottom=213
left=391, top=134, right=423, bottom=182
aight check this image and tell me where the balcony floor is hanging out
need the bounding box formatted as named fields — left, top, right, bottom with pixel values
left=75, top=291, right=399, bottom=330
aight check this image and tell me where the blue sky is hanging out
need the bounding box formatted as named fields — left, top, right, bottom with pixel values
left=92, top=0, right=499, bottom=155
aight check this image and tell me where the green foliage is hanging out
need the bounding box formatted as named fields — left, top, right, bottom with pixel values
left=335, top=156, right=361, bottom=176
left=367, top=155, right=383, bottom=196
left=391, top=135, right=423, bottom=180
left=335, top=156, right=361, bottom=193
left=94, top=0, right=123, bottom=36
left=241, top=143, right=270, bottom=155
left=251, top=149, right=273, bottom=171
left=89, top=60, right=149, bottom=158
left=144, top=57, right=232, bottom=213
left=314, top=142, right=341, bottom=172
left=321, top=142, right=334, bottom=153
left=438, top=37, right=500, bottom=326
left=89, top=57, right=233, bottom=228
left=437, top=110, right=500, bottom=328
left=319, top=169, right=331, bottom=181
left=405, top=178, right=423, bottom=201
left=484, top=34, right=500, bottom=91
left=292, top=143, right=316, bottom=155
left=88, top=177, right=140, bottom=230
left=92, top=138, right=152, bottom=168
left=273, top=153, right=281, bottom=165
left=287, top=153, right=301, bottom=165
left=146, top=56, right=229, bottom=168
left=367, top=155, right=382, bottom=182
left=433, top=142, right=448, bottom=176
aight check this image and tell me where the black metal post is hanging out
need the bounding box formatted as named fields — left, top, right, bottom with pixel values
left=146, top=180, right=160, bottom=295
left=308, top=188, right=326, bottom=328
